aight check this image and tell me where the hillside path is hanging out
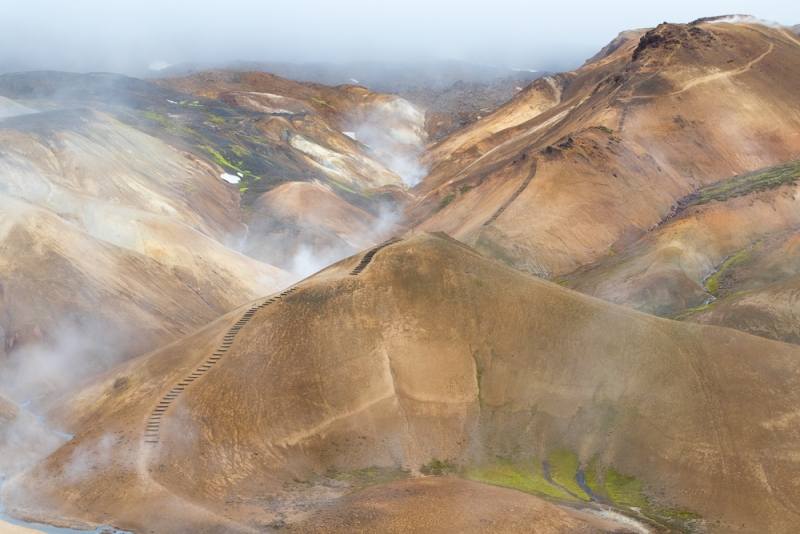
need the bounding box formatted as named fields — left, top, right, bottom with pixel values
left=621, top=42, right=774, bottom=102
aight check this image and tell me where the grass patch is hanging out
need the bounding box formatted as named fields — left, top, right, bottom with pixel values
left=329, top=179, right=360, bottom=195
left=548, top=449, right=590, bottom=501
left=199, top=145, right=250, bottom=175
left=440, top=194, right=457, bottom=209
left=671, top=300, right=720, bottom=321
left=465, top=457, right=575, bottom=501
left=604, top=468, right=649, bottom=509
left=584, top=456, right=606, bottom=499
left=685, top=160, right=800, bottom=207
left=229, top=144, right=251, bottom=157
left=703, top=241, right=762, bottom=298
left=460, top=185, right=473, bottom=194
left=597, top=125, right=614, bottom=134
left=310, top=96, right=336, bottom=110
left=137, top=109, right=202, bottom=139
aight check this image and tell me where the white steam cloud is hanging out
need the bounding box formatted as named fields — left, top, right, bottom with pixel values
left=708, top=15, right=784, bottom=29
left=1, top=324, right=124, bottom=402
left=353, top=100, right=429, bottom=186
left=355, top=122, right=429, bottom=186
left=0, top=402, right=67, bottom=481
left=287, top=202, right=404, bottom=279
left=62, top=434, right=117, bottom=484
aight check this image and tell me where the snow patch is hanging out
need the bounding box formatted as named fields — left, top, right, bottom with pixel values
left=342, top=132, right=357, bottom=140
left=220, top=173, right=240, bottom=184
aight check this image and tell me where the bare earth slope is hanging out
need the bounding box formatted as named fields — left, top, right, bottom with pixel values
left=560, top=161, right=800, bottom=347
left=0, top=194, right=220, bottom=394
left=405, top=21, right=800, bottom=278
left=3, top=233, right=800, bottom=533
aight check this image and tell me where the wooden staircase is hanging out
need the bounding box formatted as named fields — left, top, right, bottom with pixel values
left=145, top=286, right=299, bottom=443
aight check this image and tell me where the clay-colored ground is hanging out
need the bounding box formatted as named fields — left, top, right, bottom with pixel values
left=3, top=233, right=799, bottom=533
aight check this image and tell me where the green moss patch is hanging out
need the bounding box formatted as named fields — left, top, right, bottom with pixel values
left=604, top=468, right=649, bottom=509
left=548, top=449, right=590, bottom=501
left=440, top=194, right=456, bottom=209
left=137, top=109, right=201, bottom=139
left=584, top=456, right=606, bottom=499
left=199, top=145, right=251, bottom=176
left=310, top=96, right=336, bottom=110
left=329, top=179, right=360, bottom=195
left=686, top=160, right=800, bottom=207
left=703, top=240, right=763, bottom=298
left=465, top=458, right=575, bottom=501
left=230, top=144, right=251, bottom=157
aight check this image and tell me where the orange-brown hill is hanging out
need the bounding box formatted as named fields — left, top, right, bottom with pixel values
left=405, top=20, right=800, bottom=278
left=155, top=69, right=420, bottom=271
left=155, top=69, right=426, bottom=138
left=4, top=233, right=800, bottom=533
left=560, top=161, right=800, bottom=346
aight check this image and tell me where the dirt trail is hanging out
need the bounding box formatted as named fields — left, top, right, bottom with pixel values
left=483, top=159, right=538, bottom=226
left=621, top=42, right=774, bottom=102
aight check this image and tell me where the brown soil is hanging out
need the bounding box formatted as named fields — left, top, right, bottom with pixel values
left=294, top=477, right=629, bottom=533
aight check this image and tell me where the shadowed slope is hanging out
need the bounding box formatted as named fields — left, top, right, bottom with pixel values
left=3, top=233, right=799, bottom=533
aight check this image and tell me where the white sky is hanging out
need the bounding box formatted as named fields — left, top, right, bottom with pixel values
left=1, top=0, right=798, bottom=75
